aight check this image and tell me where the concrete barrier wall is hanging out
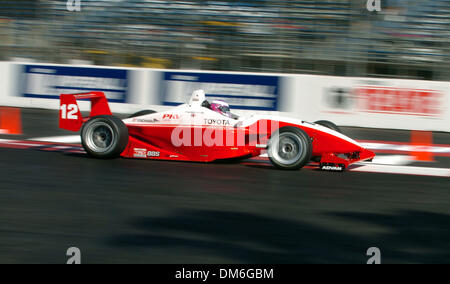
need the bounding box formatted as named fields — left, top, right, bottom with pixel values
left=1, top=61, right=449, bottom=132
left=285, top=75, right=450, bottom=132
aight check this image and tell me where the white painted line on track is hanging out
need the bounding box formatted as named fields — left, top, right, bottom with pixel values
left=263, top=154, right=411, bottom=166
left=28, top=135, right=81, bottom=144
left=25, top=136, right=450, bottom=154
left=1, top=137, right=449, bottom=177
left=370, top=155, right=412, bottom=166
left=350, top=164, right=450, bottom=178
left=361, top=142, right=450, bottom=154
left=0, top=139, right=46, bottom=147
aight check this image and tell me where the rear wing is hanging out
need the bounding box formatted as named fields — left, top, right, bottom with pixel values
left=59, top=91, right=112, bottom=132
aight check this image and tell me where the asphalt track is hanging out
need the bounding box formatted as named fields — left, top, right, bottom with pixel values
left=0, top=109, right=449, bottom=263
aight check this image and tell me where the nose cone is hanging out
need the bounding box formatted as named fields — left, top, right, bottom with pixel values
left=360, top=148, right=376, bottom=162
left=316, top=133, right=364, bottom=154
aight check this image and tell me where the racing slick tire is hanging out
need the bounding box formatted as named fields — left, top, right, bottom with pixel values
left=314, top=120, right=341, bottom=133
left=129, top=110, right=156, bottom=118
left=81, top=115, right=129, bottom=159
left=268, top=126, right=312, bottom=170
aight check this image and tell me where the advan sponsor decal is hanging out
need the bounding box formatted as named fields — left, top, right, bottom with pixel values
left=321, top=165, right=344, bottom=171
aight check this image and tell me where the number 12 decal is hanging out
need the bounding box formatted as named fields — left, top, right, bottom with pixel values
left=60, top=104, right=79, bottom=120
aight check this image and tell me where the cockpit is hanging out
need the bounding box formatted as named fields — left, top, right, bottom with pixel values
left=190, top=89, right=239, bottom=120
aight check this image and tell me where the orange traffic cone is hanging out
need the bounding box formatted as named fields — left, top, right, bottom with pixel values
left=411, top=130, right=433, bottom=162
left=0, top=107, right=22, bottom=135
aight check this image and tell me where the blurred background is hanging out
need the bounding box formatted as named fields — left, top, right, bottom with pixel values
left=1, top=0, right=450, bottom=264
left=1, top=0, right=449, bottom=80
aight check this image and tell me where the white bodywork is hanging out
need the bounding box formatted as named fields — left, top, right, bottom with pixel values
left=123, top=90, right=362, bottom=147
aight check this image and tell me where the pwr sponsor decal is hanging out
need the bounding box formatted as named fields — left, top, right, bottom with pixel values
left=133, top=148, right=147, bottom=158
left=162, top=114, right=180, bottom=120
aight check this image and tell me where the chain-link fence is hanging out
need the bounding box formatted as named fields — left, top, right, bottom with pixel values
left=1, top=0, right=449, bottom=80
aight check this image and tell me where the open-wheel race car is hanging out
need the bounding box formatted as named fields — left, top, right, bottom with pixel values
left=59, top=90, right=375, bottom=171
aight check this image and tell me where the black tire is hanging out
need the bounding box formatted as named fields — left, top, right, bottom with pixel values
left=314, top=120, right=341, bottom=133
left=268, top=126, right=312, bottom=170
left=129, top=110, right=156, bottom=118
left=81, top=115, right=129, bottom=159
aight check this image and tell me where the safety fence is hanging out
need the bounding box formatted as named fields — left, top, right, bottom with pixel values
left=1, top=0, right=449, bottom=80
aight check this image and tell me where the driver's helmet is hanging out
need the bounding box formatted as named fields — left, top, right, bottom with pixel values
left=210, top=100, right=232, bottom=118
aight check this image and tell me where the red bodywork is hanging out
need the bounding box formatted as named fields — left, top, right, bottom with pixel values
left=59, top=92, right=375, bottom=170
left=59, top=92, right=111, bottom=131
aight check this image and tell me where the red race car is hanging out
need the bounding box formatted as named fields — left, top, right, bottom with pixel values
left=59, top=90, right=375, bottom=171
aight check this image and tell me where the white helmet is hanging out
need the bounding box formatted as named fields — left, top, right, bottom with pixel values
left=189, top=89, right=206, bottom=106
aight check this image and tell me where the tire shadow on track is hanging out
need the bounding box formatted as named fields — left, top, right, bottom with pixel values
left=107, top=209, right=450, bottom=264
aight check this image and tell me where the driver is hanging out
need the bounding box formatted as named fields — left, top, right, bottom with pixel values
left=210, top=100, right=232, bottom=118
left=210, top=100, right=239, bottom=120
left=190, top=90, right=238, bottom=119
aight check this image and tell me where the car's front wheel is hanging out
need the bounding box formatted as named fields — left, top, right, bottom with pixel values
left=81, top=115, right=129, bottom=159
left=268, top=126, right=312, bottom=170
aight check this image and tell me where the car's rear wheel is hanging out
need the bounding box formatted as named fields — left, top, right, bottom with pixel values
left=129, top=110, right=156, bottom=118
left=314, top=120, right=341, bottom=133
left=81, top=115, right=129, bottom=159
left=268, top=126, right=312, bottom=170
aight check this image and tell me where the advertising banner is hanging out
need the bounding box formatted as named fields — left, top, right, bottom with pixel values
left=322, top=83, right=444, bottom=118
left=161, top=71, right=279, bottom=111
left=295, top=75, right=450, bottom=132
left=1, top=61, right=449, bottom=132
left=19, top=65, right=129, bottom=103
